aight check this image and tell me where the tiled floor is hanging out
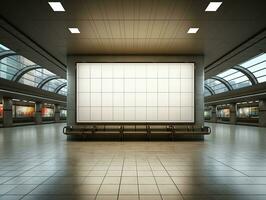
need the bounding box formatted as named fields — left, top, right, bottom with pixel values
left=0, top=123, right=266, bottom=200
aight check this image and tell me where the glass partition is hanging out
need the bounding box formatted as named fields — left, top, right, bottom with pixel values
left=237, top=106, right=259, bottom=119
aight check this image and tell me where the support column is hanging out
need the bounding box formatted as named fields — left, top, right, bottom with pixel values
left=259, top=99, right=266, bottom=127
left=54, top=104, right=60, bottom=123
left=3, top=97, right=13, bottom=127
left=210, top=105, right=217, bottom=123
left=35, top=102, right=42, bottom=125
left=229, top=103, right=237, bottom=125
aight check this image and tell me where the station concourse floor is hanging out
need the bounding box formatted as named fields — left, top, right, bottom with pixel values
left=0, top=123, right=266, bottom=200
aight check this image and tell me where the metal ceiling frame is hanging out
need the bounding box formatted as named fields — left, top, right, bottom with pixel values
left=37, top=75, right=60, bottom=89
left=55, top=83, right=67, bottom=93
left=211, top=76, right=233, bottom=91
left=12, top=65, right=43, bottom=82
left=0, top=50, right=17, bottom=60
left=204, top=85, right=215, bottom=95
left=233, top=65, right=258, bottom=85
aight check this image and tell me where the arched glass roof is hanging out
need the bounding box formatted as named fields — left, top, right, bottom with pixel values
left=205, top=53, right=266, bottom=97
left=0, top=55, right=34, bottom=80
left=0, top=43, right=67, bottom=96
left=19, top=68, right=55, bottom=87
left=58, top=85, right=67, bottom=96
left=205, top=79, right=228, bottom=94
left=42, top=79, right=67, bottom=93
left=216, top=69, right=251, bottom=89
left=204, top=87, right=212, bottom=97
left=239, top=53, right=266, bottom=83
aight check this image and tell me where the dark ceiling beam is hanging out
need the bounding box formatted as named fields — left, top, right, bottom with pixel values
left=233, top=65, right=258, bottom=85
left=0, top=50, right=17, bottom=60
left=205, top=28, right=266, bottom=72
left=55, top=83, right=67, bottom=93
left=0, top=16, right=66, bottom=78
left=204, top=85, right=215, bottom=95
left=211, top=76, right=233, bottom=91
left=12, top=65, right=42, bottom=82
left=37, top=75, right=60, bottom=89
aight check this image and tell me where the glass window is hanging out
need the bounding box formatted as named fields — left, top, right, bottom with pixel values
left=0, top=43, right=67, bottom=96
left=0, top=55, right=32, bottom=80
left=237, top=106, right=259, bottom=119
left=19, top=68, right=55, bottom=87
left=240, top=53, right=266, bottom=83
left=217, top=69, right=251, bottom=89
left=217, top=108, right=230, bottom=118
left=42, top=79, right=67, bottom=93
left=204, top=110, right=212, bottom=120
left=0, top=44, right=9, bottom=51
left=240, top=53, right=266, bottom=68
left=58, top=85, right=67, bottom=96
left=205, top=79, right=228, bottom=94
left=204, top=53, right=266, bottom=96
left=204, top=89, right=211, bottom=97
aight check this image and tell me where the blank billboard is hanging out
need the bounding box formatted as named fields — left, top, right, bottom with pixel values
left=76, top=63, right=194, bottom=123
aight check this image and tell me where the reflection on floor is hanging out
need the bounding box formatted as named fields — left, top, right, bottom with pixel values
left=0, top=123, right=266, bottom=200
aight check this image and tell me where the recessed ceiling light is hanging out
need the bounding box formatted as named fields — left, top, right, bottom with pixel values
left=48, top=2, right=65, bottom=12
left=187, top=28, right=199, bottom=34
left=205, top=2, right=222, bottom=12
left=68, top=28, right=80, bottom=34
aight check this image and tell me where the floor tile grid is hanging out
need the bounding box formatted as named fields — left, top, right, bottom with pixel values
left=156, top=156, right=184, bottom=200
left=147, top=157, right=163, bottom=200
left=0, top=158, right=52, bottom=197
left=95, top=157, right=115, bottom=199
left=117, top=155, right=126, bottom=200
left=207, top=155, right=250, bottom=177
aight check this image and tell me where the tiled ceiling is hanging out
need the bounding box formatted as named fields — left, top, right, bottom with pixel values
left=0, top=0, right=265, bottom=67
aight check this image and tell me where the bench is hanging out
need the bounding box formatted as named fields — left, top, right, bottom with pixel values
left=63, top=124, right=211, bottom=140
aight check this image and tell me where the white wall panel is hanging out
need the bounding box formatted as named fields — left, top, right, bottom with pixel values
left=76, top=63, right=194, bottom=122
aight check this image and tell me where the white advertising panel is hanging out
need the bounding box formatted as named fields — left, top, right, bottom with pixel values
left=77, top=63, right=194, bottom=122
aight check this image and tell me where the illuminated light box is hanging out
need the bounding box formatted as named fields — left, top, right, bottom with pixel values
left=76, top=63, right=194, bottom=123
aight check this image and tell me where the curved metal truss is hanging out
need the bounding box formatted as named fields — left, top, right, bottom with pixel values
left=12, top=65, right=43, bottom=82
left=233, top=65, right=258, bottom=85
left=55, top=83, right=67, bottom=93
left=0, top=50, right=17, bottom=60
left=204, top=85, right=215, bottom=95
left=0, top=44, right=67, bottom=96
left=37, top=75, right=61, bottom=89
left=211, top=76, right=233, bottom=91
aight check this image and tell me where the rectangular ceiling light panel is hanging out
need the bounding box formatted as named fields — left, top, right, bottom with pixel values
left=76, top=63, right=195, bottom=123
left=205, top=2, right=222, bottom=11
left=68, top=28, right=80, bottom=33
left=48, top=2, right=65, bottom=11
left=187, top=28, right=199, bottom=34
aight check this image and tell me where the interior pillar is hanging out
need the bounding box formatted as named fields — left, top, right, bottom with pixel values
left=229, top=103, right=237, bottom=125
left=210, top=105, right=217, bottom=123
left=3, top=97, right=13, bottom=127
left=259, top=99, right=266, bottom=127
left=35, top=102, right=42, bottom=125
left=54, top=104, right=60, bottom=122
